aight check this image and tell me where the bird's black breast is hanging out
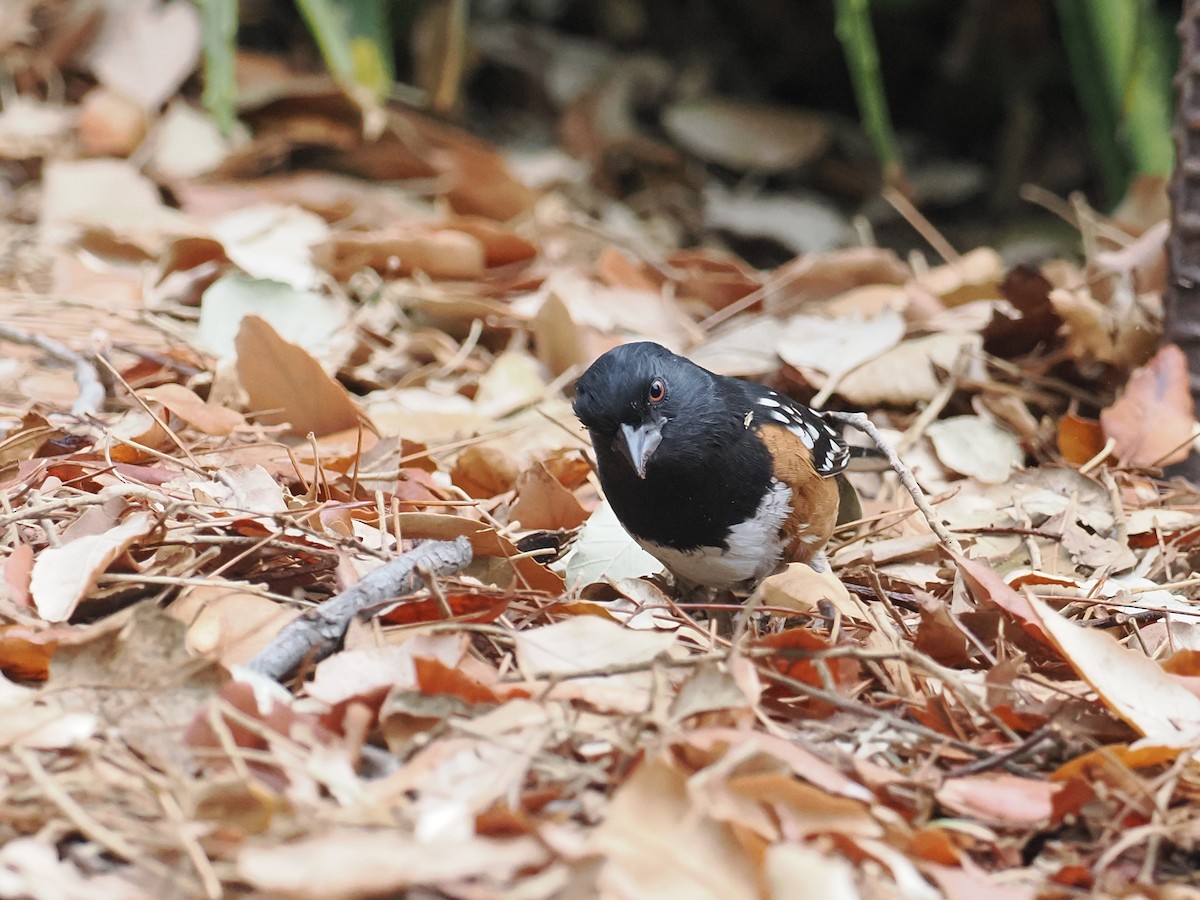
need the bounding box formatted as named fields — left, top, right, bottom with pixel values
left=588, top=413, right=776, bottom=551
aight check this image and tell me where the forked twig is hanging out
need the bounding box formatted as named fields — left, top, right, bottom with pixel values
left=824, top=411, right=964, bottom=555
left=246, top=536, right=473, bottom=680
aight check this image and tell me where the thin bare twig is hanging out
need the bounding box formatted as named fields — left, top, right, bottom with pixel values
left=246, top=536, right=474, bottom=679
left=824, top=410, right=965, bottom=555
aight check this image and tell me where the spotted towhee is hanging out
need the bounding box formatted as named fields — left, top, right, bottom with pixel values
left=573, top=341, right=854, bottom=589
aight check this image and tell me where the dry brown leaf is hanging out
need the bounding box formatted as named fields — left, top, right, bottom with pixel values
left=509, top=460, right=589, bottom=530
left=314, top=227, right=486, bottom=280
left=769, top=247, right=911, bottom=312
left=514, top=615, right=675, bottom=677
left=1100, top=343, right=1196, bottom=467
left=235, top=315, right=362, bottom=437
left=1049, top=284, right=1159, bottom=369
left=399, top=512, right=565, bottom=594
left=766, top=843, right=860, bottom=900
left=1057, top=413, right=1105, bottom=466
left=954, top=556, right=1052, bottom=648
left=532, top=292, right=589, bottom=378
left=40, top=158, right=198, bottom=256
left=29, top=511, right=156, bottom=622
left=48, top=604, right=224, bottom=769
left=139, top=383, right=245, bottom=436
left=926, top=415, right=1024, bottom=484
left=170, top=586, right=300, bottom=667
left=1025, top=594, right=1200, bottom=746
left=450, top=445, right=519, bottom=498
left=935, top=774, right=1060, bottom=827
left=238, top=831, right=548, bottom=897
left=667, top=248, right=763, bottom=310
left=590, top=757, right=759, bottom=900
left=914, top=247, right=1004, bottom=307
left=76, top=86, right=147, bottom=158
left=836, top=333, right=981, bottom=406
left=751, top=563, right=861, bottom=621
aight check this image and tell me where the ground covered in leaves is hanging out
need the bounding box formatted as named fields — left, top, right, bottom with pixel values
left=2, top=5, right=1200, bottom=900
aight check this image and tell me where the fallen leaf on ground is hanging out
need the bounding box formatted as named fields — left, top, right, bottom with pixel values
left=29, top=511, right=156, bottom=622
left=235, top=315, right=362, bottom=437
left=935, top=773, right=1060, bottom=827
left=1100, top=343, right=1196, bottom=467
left=927, top=415, right=1024, bottom=484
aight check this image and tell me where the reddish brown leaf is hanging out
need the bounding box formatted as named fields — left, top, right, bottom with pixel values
left=1057, top=413, right=1105, bottom=467
left=1100, top=343, right=1195, bottom=467
left=953, top=554, right=1053, bottom=648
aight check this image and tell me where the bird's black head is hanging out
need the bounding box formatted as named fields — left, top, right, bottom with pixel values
left=573, top=341, right=720, bottom=479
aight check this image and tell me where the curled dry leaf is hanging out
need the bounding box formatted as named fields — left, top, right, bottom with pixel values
left=751, top=562, right=861, bottom=621
left=29, top=511, right=156, bottom=622
left=914, top=247, right=1004, bottom=307
left=314, top=227, right=487, bottom=281
left=1100, top=343, right=1196, bottom=467
left=139, top=383, right=244, bottom=436
left=170, top=586, right=300, bottom=667
left=935, top=773, right=1060, bottom=827
left=1049, top=283, right=1159, bottom=369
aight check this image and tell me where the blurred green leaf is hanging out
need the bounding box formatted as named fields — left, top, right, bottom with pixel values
left=296, top=0, right=394, bottom=117
left=834, top=0, right=904, bottom=189
left=1056, top=0, right=1174, bottom=200
left=198, top=0, right=238, bottom=136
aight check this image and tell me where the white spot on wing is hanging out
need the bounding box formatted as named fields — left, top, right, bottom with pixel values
left=758, top=397, right=781, bottom=408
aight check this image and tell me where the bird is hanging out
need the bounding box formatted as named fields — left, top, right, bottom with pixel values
left=573, top=341, right=855, bottom=589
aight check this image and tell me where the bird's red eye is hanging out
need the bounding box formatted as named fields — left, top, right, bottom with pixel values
left=647, top=378, right=667, bottom=403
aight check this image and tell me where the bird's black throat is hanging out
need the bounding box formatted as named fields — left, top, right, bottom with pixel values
left=587, top=415, right=775, bottom=551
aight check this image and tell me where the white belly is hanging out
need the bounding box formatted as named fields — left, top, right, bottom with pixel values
left=634, top=480, right=793, bottom=586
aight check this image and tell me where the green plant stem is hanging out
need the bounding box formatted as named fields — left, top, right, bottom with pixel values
left=197, top=0, right=238, bottom=136
left=1056, top=0, right=1174, bottom=201
left=834, top=0, right=904, bottom=189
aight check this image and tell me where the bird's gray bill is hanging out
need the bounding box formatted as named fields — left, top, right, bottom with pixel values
left=619, top=421, right=663, bottom=479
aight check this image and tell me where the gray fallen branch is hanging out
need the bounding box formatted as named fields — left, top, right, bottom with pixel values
left=0, top=323, right=105, bottom=416
left=245, top=536, right=474, bottom=680
left=824, top=411, right=965, bottom=556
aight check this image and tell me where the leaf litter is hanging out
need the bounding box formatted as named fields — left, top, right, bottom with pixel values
left=1, top=11, right=1200, bottom=899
